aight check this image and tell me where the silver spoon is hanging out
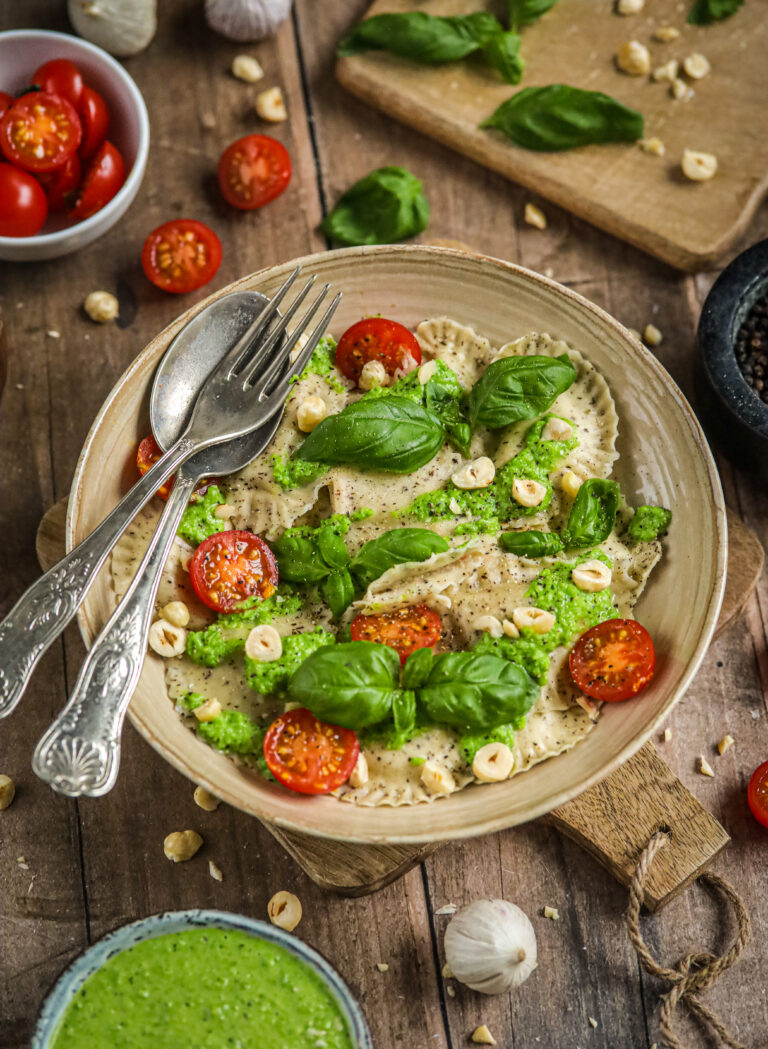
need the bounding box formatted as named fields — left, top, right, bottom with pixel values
left=32, top=290, right=295, bottom=796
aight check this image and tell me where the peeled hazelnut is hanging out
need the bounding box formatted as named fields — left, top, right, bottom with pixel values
left=194, top=785, right=221, bottom=811
left=163, top=830, right=203, bottom=862
left=617, top=41, right=650, bottom=76
left=268, top=890, right=302, bottom=931
left=83, top=290, right=119, bottom=323
left=161, top=600, right=189, bottom=628
left=0, top=775, right=16, bottom=811
left=255, top=86, right=287, bottom=122
left=232, top=54, right=264, bottom=83
left=682, top=150, right=718, bottom=181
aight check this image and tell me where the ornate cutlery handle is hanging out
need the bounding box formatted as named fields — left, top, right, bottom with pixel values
left=0, top=437, right=193, bottom=720
left=32, top=469, right=198, bottom=797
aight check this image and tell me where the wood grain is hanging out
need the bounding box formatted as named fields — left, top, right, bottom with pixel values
left=336, top=0, right=768, bottom=272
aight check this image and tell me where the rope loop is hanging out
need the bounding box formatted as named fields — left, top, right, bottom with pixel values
left=626, top=831, right=766, bottom=1049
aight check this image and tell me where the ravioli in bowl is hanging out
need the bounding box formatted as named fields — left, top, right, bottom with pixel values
left=113, top=312, right=671, bottom=808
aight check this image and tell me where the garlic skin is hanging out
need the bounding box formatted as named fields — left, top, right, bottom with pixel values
left=68, top=0, right=157, bottom=56
left=444, top=899, right=538, bottom=994
left=205, top=0, right=293, bottom=41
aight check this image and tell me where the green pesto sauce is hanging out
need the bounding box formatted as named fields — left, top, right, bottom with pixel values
left=177, top=486, right=227, bottom=546
left=406, top=416, right=578, bottom=523
left=272, top=454, right=326, bottom=491
left=296, top=334, right=346, bottom=393
left=627, top=505, right=672, bottom=543
left=182, top=693, right=263, bottom=756
left=245, top=628, right=335, bottom=695
left=50, top=928, right=354, bottom=1049
left=453, top=517, right=500, bottom=538
left=186, top=590, right=303, bottom=669
left=350, top=506, right=374, bottom=521
left=525, top=553, right=617, bottom=651
left=472, top=630, right=551, bottom=685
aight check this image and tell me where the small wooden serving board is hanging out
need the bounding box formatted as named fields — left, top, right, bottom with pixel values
left=37, top=502, right=763, bottom=910
left=336, top=0, right=768, bottom=272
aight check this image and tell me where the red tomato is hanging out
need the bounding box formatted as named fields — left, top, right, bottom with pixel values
left=0, top=92, right=13, bottom=119
left=217, top=134, right=291, bottom=210
left=37, top=151, right=81, bottom=211
left=0, top=92, right=81, bottom=173
left=569, top=618, right=656, bottom=702
left=0, top=163, right=48, bottom=237
left=748, top=761, right=768, bottom=829
left=189, top=530, right=278, bottom=613
left=335, top=318, right=421, bottom=385
left=68, top=140, right=125, bottom=220
left=263, top=708, right=360, bottom=794
left=350, top=604, right=442, bottom=665
left=135, top=434, right=219, bottom=502
left=32, top=58, right=84, bottom=107
left=141, top=219, right=222, bottom=294
left=77, top=85, right=109, bottom=158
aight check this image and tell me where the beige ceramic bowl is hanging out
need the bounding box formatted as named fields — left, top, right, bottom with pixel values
left=68, top=246, right=726, bottom=844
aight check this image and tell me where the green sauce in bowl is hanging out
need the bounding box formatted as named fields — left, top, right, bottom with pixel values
left=50, top=927, right=355, bottom=1049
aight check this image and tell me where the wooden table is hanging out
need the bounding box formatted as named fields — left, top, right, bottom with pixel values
left=1, top=3, right=767, bottom=1047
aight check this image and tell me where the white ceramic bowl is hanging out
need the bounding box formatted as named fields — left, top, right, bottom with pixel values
left=0, top=29, right=149, bottom=261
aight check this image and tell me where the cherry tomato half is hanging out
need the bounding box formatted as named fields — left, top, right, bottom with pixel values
left=569, top=618, right=656, bottom=703
left=217, top=133, right=291, bottom=210
left=748, top=761, right=768, bottom=829
left=141, top=219, right=222, bottom=294
left=263, top=708, right=360, bottom=794
left=0, top=163, right=48, bottom=237
left=350, top=604, right=442, bottom=666
left=77, top=85, right=109, bottom=158
left=136, top=434, right=219, bottom=502
left=32, top=58, right=84, bottom=108
left=0, top=92, right=13, bottom=119
left=0, top=91, right=82, bottom=173
left=189, top=530, right=278, bottom=613
left=68, top=140, right=125, bottom=220
left=335, top=318, right=422, bottom=386
left=37, top=151, right=81, bottom=211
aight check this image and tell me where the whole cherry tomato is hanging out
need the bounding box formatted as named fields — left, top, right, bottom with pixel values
left=217, top=134, right=291, bottom=210
left=335, top=317, right=422, bottom=385
left=0, top=92, right=13, bottom=119
left=37, top=152, right=81, bottom=211
left=141, top=219, right=222, bottom=294
left=569, top=618, right=656, bottom=702
left=0, top=163, right=48, bottom=237
left=77, top=85, right=109, bottom=158
left=748, top=761, right=768, bottom=829
left=263, top=708, right=360, bottom=794
left=32, top=58, right=84, bottom=107
left=0, top=92, right=82, bottom=173
left=68, top=140, right=124, bottom=220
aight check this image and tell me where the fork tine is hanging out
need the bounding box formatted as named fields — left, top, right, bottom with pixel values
left=234, top=275, right=318, bottom=384
left=242, top=282, right=330, bottom=391
left=208, top=265, right=301, bottom=382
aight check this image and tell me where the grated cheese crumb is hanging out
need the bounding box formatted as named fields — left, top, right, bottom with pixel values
left=697, top=755, right=715, bottom=777
left=543, top=906, right=561, bottom=920
left=717, top=734, right=735, bottom=755
left=524, top=203, right=547, bottom=230
left=376, top=962, right=389, bottom=972
left=208, top=860, right=223, bottom=882
left=589, top=1017, right=598, bottom=1029
left=644, top=324, right=663, bottom=347
left=662, top=727, right=672, bottom=742
left=435, top=903, right=458, bottom=915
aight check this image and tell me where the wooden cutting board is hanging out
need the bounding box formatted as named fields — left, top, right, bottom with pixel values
left=336, top=0, right=768, bottom=272
left=36, top=502, right=764, bottom=910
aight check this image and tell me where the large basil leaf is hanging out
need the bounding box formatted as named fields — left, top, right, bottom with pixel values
left=481, top=85, right=644, bottom=152
left=389, top=690, right=417, bottom=749
left=320, top=569, right=355, bottom=620
left=482, top=31, right=524, bottom=85
left=563, top=478, right=621, bottom=549
left=420, top=651, right=539, bottom=730
left=270, top=534, right=329, bottom=583
left=688, top=0, right=742, bottom=23
left=351, top=528, right=450, bottom=591
left=295, top=395, right=445, bottom=473
left=319, top=167, right=429, bottom=247
left=337, top=11, right=502, bottom=63
left=468, top=353, right=576, bottom=429
left=506, top=0, right=559, bottom=28
left=500, top=530, right=564, bottom=557
left=317, top=526, right=350, bottom=571
left=287, top=641, right=400, bottom=728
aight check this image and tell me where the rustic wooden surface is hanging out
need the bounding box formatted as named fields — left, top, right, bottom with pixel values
left=35, top=501, right=761, bottom=909
left=1, top=3, right=767, bottom=1048
left=337, top=0, right=768, bottom=272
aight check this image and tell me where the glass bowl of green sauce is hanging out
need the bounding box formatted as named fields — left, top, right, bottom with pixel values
left=32, top=909, right=373, bottom=1049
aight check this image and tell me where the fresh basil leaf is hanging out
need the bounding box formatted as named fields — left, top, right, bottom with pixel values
left=295, top=395, right=445, bottom=474
left=337, top=11, right=502, bottom=62
left=563, top=478, right=621, bottom=549
left=482, top=31, right=524, bottom=84
left=626, top=505, right=672, bottom=543
left=468, top=353, right=576, bottom=429
left=319, top=166, right=429, bottom=247
left=320, top=569, right=355, bottom=619
left=287, top=641, right=400, bottom=728
left=402, top=647, right=434, bottom=690
left=481, top=85, right=644, bottom=152
left=270, top=534, right=329, bottom=583
left=351, top=528, right=450, bottom=591
left=420, top=651, right=539, bottom=730
left=317, top=526, right=350, bottom=571
left=389, top=690, right=418, bottom=749
left=500, top=530, right=564, bottom=557
left=423, top=366, right=472, bottom=456
left=688, top=0, right=743, bottom=23
left=506, top=0, right=559, bottom=29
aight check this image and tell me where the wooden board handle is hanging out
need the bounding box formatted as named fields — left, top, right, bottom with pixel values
left=545, top=741, right=730, bottom=911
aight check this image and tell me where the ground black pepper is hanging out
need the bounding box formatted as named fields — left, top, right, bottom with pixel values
left=735, top=291, right=768, bottom=404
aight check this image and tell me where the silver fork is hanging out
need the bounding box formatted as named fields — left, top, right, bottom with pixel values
left=0, top=267, right=340, bottom=722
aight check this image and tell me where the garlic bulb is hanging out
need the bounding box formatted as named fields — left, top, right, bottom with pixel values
left=205, top=0, right=293, bottom=41
left=444, top=899, right=537, bottom=994
left=68, top=0, right=157, bottom=57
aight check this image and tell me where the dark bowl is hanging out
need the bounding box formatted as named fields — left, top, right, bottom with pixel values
left=698, top=239, right=768, bottom=473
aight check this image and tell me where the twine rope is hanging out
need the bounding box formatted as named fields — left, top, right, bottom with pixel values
left=626, top=832, right=766, bottom=1049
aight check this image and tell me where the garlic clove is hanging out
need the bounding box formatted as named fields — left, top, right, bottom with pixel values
left=444, top=898, right=538, bottom=995
left=205, top=0, right=293, bottom=42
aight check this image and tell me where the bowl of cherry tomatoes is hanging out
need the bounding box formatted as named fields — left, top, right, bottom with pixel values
left=0, top=29, right=149, bottom=261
